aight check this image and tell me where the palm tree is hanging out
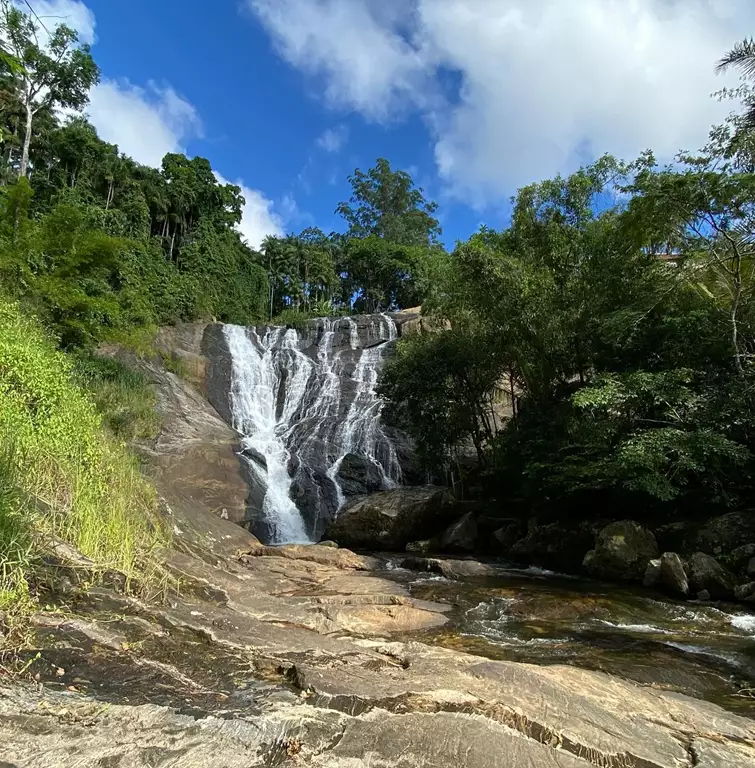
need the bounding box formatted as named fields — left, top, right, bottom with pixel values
left=717, top=38, right=755, bottom=128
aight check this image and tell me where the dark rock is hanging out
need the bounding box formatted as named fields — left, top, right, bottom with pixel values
left=509, top=523, right=593, bottom=571
left=325, top=487, right=458, bottom=551
left=696, top=512, right=755, bottom=558
left=659, top=552, right=689, bottom=598
left=439, top=513, right=478, bottom=553
left=734, top=582, right=755, bottom=601
left=687, top=552, right=736, bottom=600
left=643, top=559, right=662, bottom=588
left=654, top=521, right=696, bottom=555
left=401, top=557, right=496, bottom=579
left=336, top=454, right=385, bottom=498
left=725, top=543, right=755, bottom=574
left=491, top=521, right=526, bottom=553
left=406, top=540, right=436, bottom=555
left=748, top=557, right=755, bottom=580
left=585, top=521, right=659, bottom=582
left=697, top=590, right=711, bottom=602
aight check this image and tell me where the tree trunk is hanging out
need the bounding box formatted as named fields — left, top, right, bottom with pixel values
left=19, top=102, right=33, bottom=178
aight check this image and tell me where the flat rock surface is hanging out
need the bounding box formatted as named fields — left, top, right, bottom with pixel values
left=5, top=524, right=755, bottom=768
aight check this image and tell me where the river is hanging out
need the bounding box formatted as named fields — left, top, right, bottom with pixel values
left=383, top=558, right=755, bottom=715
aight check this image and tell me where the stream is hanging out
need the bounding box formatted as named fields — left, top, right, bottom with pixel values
left=383, top=558, right=755, bottom=715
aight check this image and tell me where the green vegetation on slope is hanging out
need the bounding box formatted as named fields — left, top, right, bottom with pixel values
left=0, top=299, right=166, bottom=610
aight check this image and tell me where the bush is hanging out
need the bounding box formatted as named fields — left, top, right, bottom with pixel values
left=0, top=298, right=167, bottom=598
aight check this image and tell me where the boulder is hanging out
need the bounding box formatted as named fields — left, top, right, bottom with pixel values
left=406, top=539, right=436, bottom=555
left=335, top=453, right=386, bottom=498
left=585, top=520, right=659, bottom=582
left=492, top=521, right=526, bottom=553
left=654, top=521, right=695, bottom=555
left=643, top=559, right=662, bottom=588
left=401, top=556, right=496, bottom=579
left=509, top=523, right=593, bottom=571
left=734, top=582, right=755, bottom=601
left=325, top=487, right=457, bottom=551
left=696, top=511, right=755, bottom=558
left=748, top=557, right=755, bottom=580
left=687, top=552, right=737, bottom=600
left=697, top=590, right=711, bottom=602
left=439, top=512, right=478, bottom=553
left=659, top=552, right=689, bottom=598
left=725, top=543, right=755, bottom=575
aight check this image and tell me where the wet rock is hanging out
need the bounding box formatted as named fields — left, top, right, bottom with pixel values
left=734, top=582, right=755, bottom=601
left=439, top=512, right=478, bottom=553
left=585, top=520, right=659, bottom=582
left=325, top=486, right=457, bottom=551
left=697, top=590, right=711, bottom=602
left=643, top=559, right=662, bottom=588
left=659, top=552, right=689, bottom=597
left=687, top=552, right=736, bottom=600
left=401, top=556, right=497, bottom=579
left=335, top=453, right=385, bottom=498
left=748, top=557, right=755, bottom=580
left=509, top=523, right=593, bottom=571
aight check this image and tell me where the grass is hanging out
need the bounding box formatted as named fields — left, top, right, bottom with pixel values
left=0, top=298, right=169, bottom=624
left=72, top=354, right=161, bottom=442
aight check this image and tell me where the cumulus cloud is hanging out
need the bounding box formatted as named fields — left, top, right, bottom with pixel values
left=19, top=0, right=96, bottom=44
left=215, top=172, right=284, bottom=250
left=317, top=124, right=349, bottom=152
left=246, top=0, right=752, bottom=201
left=86, top=80, right=202, bottom=167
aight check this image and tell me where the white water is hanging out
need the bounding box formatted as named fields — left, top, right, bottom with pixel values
left=224, top=325, right=311, bottom=544
left=223, top=314, right=402, bottom=544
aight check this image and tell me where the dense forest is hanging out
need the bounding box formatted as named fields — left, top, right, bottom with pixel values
left=3, top=0, right=755, bottom=610
left=381, top=49, right=755, bottom=526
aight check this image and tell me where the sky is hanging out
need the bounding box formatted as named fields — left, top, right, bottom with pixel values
left=23, top=0, right=754, bottom=249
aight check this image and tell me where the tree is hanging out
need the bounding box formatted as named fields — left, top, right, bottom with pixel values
left=0, top=0, right=99, bottom=177
left=337, top=158, right=441, bottom=246
left=718, top=38, right=755, bottom=129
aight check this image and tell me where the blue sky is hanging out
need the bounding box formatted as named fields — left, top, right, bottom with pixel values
left=29, top=1, right=751, bottom=249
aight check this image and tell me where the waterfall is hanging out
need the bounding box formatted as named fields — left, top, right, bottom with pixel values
left=223, top=314, right=403, bottom=544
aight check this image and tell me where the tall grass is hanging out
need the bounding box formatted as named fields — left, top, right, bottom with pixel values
left=0, top=298, right=167, bottom=604
left=72, top=354, right=161, bottom=442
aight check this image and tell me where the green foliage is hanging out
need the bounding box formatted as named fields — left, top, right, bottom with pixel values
left=72, top=354, right=160, bottom=442
left=0, top=299, right=167, bottom=598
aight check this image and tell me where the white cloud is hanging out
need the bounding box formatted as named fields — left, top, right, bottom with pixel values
left=317, top=124, right=349, bottom=152
left=18, top=0, right=96, bottom=44
left=86, top=80, right=202, bottom=167
left=246, top=0, right=753, bottom=202
left=215, top=172, right=284, bottom=250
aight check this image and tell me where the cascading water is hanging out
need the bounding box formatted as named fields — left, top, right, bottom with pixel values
left=223, top=314, right=404, bottom=544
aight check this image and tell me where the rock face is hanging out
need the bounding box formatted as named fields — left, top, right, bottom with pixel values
left=5, top=525, right=755, bottom=768
left=585, top=520, right=659, bottom=582
left=660, top=552, right=689, bottom=597
left=439, top=511, right=478, bottom=553
left=687, top=552, right=737, bottom=599
left=510, top=522, right=593, bottom=571
left=326, top=486, right=457, bottom=551
left=197, top=314, right=421, bottom=543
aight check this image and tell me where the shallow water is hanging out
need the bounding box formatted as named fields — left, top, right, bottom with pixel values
left=384, top=559, right=755, bottom=715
